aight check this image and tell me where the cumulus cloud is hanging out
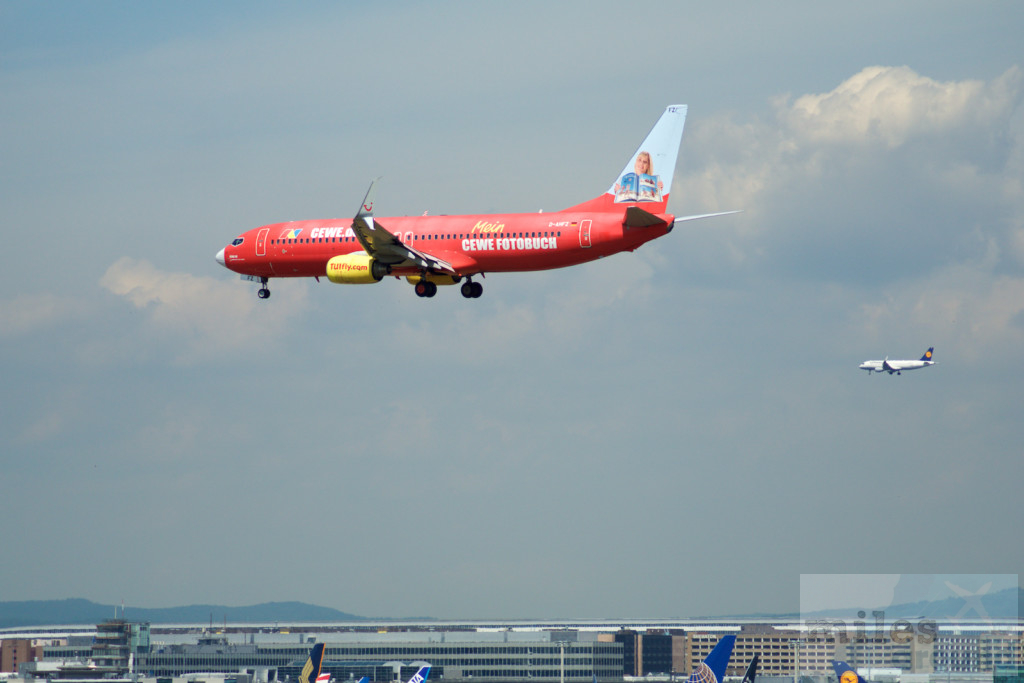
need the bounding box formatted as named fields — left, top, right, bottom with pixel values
left=783, top=65, right=1022, bottom=148
left=675, top=65, right=1024, bottom=287
left=100, top=258, right=308, bottom=363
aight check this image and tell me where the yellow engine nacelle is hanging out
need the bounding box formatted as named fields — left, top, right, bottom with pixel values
left=326, top=253, right=388, bottom=284
left=405, top=273, right=461, bottom=286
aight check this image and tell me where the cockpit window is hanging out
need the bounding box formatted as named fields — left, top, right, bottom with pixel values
left=231, top=237, right=244, bottom=246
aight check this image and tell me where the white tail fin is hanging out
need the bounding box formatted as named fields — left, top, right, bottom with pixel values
left=563, top=105, right=688, bottom=213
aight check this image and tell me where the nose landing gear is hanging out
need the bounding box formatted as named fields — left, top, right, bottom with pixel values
left=257, top=277, right=270, bottom=299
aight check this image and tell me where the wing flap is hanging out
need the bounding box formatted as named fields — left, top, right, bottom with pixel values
left=348, top=179, right=480, bottom=276
left=351, top=214, right=469, bottom=275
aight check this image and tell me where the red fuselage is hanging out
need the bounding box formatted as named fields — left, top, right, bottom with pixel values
left=219, top=209, right=675, bottom=280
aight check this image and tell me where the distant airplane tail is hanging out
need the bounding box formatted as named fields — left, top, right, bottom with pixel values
left=833, top=661, right=863, bottom=683
left=920, top=347, right=935, bottom=362
left=741, top=654, right=759, bottom=683
left=298, top=644, right=325, bottom=683
left=685, top=635, right=736, bottom=683
left=563, top=105, right=688, bottom=214
left=406, top=665, right=431, bottom=683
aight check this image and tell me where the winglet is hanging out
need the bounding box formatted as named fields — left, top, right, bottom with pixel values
left=357, top=177, right=383, bottom=219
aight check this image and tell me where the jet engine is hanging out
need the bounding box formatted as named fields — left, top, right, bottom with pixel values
left=326, top=253, right=389, bottom=284
left=405, top=273, right=462, bottom=286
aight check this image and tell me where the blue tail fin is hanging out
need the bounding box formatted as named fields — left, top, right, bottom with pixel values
left=298, top=644, right=325, bottom=683
left=920, top=347, right=935, bottom=361
left=407, top=665, right=431, bottom=683
left=833, top=661, right=863, bottom=683
left=686, top=635, right=736, bottom=683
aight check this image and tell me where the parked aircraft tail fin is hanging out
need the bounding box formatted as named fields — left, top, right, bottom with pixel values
left=833, top=661, right=863, bottom=683
left=685, top=635, right=736, bottom=683
left=741, top=654, right=759, bottom=683
left=298, top=644, right=325, bottom=683
left=407, top=665, right=431, bottom=683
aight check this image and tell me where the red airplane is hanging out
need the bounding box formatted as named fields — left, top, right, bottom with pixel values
left=216, top=105, right=737, bottom=299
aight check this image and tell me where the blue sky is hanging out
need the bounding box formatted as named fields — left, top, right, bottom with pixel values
left=2, top=2, right=1022, bottom=619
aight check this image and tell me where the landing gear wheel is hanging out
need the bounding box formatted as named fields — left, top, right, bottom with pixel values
left=258, top=288, right=270, bottom=299
left=461, top=280, right=484, bottom=298
left=415, top=281, right=437, bottom=298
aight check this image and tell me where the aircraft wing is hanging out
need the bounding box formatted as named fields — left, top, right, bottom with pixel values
left=352, top=214, right=457, bottom=273
left=350, top=179, right=462, bottom=275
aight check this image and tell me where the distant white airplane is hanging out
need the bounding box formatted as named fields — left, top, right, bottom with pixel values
left=859, top=347, right=936, bottom=375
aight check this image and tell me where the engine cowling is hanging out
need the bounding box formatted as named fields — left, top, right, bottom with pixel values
left=326, top=253, right=388, bottom=284
left=405, top=273, right=461, bottom=286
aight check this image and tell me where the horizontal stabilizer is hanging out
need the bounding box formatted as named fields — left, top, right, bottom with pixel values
left=624, top=206, right=668, bottom=228
left=676, top=210, right=743, bottom=223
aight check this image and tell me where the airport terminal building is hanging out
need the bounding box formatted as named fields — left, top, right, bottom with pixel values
left=6, top=618, right=1022, bottom=683
left=136, top=635, right=624, bottom=682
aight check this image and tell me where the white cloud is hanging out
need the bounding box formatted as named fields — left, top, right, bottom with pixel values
left=784, top=66, right=1022, bottom=148
left=674, top=65, right=1024, bottom=286
left=100, top=257, right=308, bottom=363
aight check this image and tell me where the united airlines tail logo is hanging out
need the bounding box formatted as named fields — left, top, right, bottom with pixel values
left=688, top=663, right=718, bottom=683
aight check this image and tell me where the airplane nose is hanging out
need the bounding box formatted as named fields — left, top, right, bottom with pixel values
left=215, top=247, right=226, bottom=266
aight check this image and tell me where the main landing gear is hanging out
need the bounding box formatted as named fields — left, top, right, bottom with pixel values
left=257, top=277, right=271, bottom=299
left=460, top=280, right=483, bottom=298
left=414, top=280, right=438, bottom=298
left=413, top=276, right=484, bottom=298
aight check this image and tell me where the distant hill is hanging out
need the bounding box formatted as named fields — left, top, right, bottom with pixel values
left=800, top=586, right=1023, bottom=620
left=0, top=599, right=366, bottom=628
left=699, top=587, right=1022, bottom=621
